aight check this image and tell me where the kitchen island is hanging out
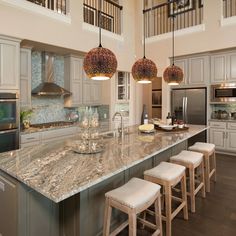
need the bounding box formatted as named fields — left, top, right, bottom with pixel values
left=0, top=125, right=207, bottom=236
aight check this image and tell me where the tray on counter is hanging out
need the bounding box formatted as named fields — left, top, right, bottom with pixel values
left=154, top=125, right=189, bottom=132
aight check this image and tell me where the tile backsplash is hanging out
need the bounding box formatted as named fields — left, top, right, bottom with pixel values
left=212, top=104, right=236, bottom=113
left=23, top=51, right=109, bottom=124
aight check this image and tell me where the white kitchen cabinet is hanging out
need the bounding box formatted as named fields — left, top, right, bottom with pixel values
left=211, top=51, right=236, bottom=83
left=65, top=55, right=102, bottom=106
left=174, top=58, right=188, bottom=85
left=116, top=71, right=130, bottom=102
left=82, top=73, right=102, bottom=105
left=210, top=128, right=225, bottom=150
left=226, top=131, right=236, bottom=151
left=209, top=121, right=236, bottom=153
left=20, top=48, right=32, bottom=107
left=0, top=37, right=20, bottom=91
left=20, top=126, right=78, bottom=148
left=64, top=56, right=83, bottom=107
left=173, top=55, right=209, bottom=86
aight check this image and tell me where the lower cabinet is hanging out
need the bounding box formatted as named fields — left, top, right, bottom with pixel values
left=209, top=121, right=236, bottom=153
left=21, top=127, right=79, bottom=148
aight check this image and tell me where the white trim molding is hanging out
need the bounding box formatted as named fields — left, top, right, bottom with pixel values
left=0, top=0, right=71, bottom=24
left=82, top=22, right=124, bottom=42
left=221, top=15, right=236, bottom=27
left=146, top=24, right=206, bottom=44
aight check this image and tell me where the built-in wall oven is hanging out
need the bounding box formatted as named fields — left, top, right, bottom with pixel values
left=0, top=93, right=19, bottom=153
left=211, top=84, right=236, bottom=103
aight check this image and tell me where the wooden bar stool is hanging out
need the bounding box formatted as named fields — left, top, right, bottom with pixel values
left=144, top=162, right=188, bottom=236
left=103, top=177, right=162, bottom=236
left=170, top=150, right=206, bottom=213
left=189, top=142, right=216, bottom=192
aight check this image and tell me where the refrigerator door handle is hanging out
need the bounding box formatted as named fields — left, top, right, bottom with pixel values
left=185, top=97, right=188, bottom=124
left=182, top=97, right=185, bottom=123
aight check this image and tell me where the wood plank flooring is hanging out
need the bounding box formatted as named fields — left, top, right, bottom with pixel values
left=118, top=154, right=236, bottom=236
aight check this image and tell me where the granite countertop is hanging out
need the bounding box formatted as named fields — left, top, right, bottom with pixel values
left=209, top=119, right=236, bottom=123
left=0, top=125, right=207, bottom=203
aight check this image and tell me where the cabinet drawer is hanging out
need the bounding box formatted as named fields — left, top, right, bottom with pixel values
left=209, top=122, right=226, bottom=129
left=227, top=122, right=236, bottom=130
left=21, top=132, right=41, bottom=144
left=42, top=127, right=77, bottom=140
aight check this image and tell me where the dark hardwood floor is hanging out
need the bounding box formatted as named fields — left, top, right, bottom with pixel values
left=118, top=154, right=236, bottom=236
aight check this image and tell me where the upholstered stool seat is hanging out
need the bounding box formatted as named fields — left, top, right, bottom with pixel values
left=144, top=162, right=188, bottom=236
left=103, top=178, right=162, bottom=236
left=144, top=161, right=186, bottom=183
left=170, top=150, right=206, bottom=213
left=189, top=142, right=216, bottom=192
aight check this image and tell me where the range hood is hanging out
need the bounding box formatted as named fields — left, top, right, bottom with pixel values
left=32, top=52, right=71, bottom=96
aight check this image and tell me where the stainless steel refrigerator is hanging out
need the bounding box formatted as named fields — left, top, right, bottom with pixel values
left=171, top=87, right=207, bottom=125
left=171, top=88, right=207, bottom=145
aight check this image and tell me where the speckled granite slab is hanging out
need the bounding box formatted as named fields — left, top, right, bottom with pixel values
left=0, top=125, right=207, bottom=203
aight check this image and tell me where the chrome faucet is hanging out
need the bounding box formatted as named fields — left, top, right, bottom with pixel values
left=112, top=112, right=124, bottom=138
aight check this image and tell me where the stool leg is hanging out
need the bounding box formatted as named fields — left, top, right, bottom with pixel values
left=189, top=167, right=195, bottom=213
left=128, top=212, right=137, bottom=236
left=204, top=154, right=211, bottom=192
left=155, top=194, right=163, bottom=236
left=201, top=161, right=206, bottom=198
left=103, top=198, right=112, bottom=236
left=213, top=151, right=217, bottom=182
left=181, top=174, right=188, bottom=220
left=165, top=185, right=172, bottom=236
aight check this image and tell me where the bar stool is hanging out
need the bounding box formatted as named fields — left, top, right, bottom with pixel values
left=144, top=162, right=188, bottom=236
left=189, top=142, right=216, bottom=192
left=170, top=150, right=206, bottom=213
left=103, top=177, right=162, bottom=236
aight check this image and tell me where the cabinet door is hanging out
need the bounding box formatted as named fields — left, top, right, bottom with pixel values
left=227, top=52, right=236, bottom=82
left=211, top=54, right=226, bottom=83
left=0, top=41, right=20, bottom=90
left=91, top=81, right=101, bottom=105
left=20, top=48, right=31, bottom=107
left=83, top=80, right=92, bottom=105
left=226, top=131, right=236, bottom=151
left=174, top=59, right=188, bottom=85
left=210, top=128, right=225, bottom=150
left=188, top=56, right=208, bottom=85
left=71, top=58, right=83, bottom=106
left=0, top=173, right=17, bottom=236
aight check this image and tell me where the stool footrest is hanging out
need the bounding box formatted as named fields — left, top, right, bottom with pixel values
left=110, top=220, right=128, bottom=236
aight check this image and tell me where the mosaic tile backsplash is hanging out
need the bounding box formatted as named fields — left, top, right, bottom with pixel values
left=23, top=51, right=109, bottom=124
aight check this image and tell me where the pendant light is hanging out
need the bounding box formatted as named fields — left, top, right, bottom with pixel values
left=83, top=0, right=117, bottom=80
left=132, top=2, right=158, bottom=84
left=163, top=13, right=183, bottom=85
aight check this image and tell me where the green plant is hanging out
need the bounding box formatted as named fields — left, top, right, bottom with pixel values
left=20, top=110, right=33, bottom=123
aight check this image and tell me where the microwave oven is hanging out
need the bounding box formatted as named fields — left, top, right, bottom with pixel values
left=211, top=84, right=236, bottom=103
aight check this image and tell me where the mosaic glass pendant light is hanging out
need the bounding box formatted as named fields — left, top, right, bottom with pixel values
left=163, top=14, right=183, bottom=85
left=83, top=0, right=117, bottom=80
left=131, top=3, right=158, bottom=84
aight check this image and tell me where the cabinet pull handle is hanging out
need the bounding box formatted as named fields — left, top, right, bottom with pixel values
left=0, top=181, right=5, bottom=192
left=226, top=132, right=228, bottom=139
left=26, top=137, right=36, bottom=140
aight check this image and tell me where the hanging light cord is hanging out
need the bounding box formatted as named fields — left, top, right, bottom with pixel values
left=143, top=1, right=146, bottom=59
left=99, top=0, right=102, bottom=47
left=172, top=13, right=175, bottom=66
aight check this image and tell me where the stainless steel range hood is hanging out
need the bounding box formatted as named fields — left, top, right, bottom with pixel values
left=32, top=52, right=71, bottom=96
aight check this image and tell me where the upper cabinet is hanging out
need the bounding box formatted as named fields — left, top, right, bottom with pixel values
left=174, top=55, right=209, bottom=87
left=211, top=51, right=236, bottom=83
left=64, top=55, right=102, bottom=107
left=20, top=48, right=31, bottom=107
left=0, top=37, right=21, bottom=91
left=64, top=56, right=83, bottom=107
left=116, top=71, right=130, bottom=102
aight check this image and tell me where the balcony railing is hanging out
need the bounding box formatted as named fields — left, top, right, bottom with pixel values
left=144, top=0, right=203, bottom=38
left=83, top=0, right=123, bottom=35
left=26, top=0, right=67, bottom=15
left=223, top=0, right=236, bottom=18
